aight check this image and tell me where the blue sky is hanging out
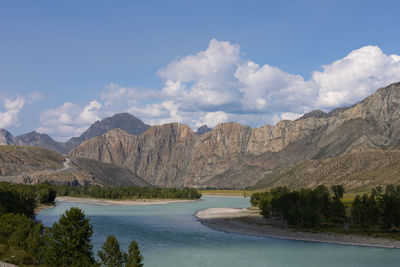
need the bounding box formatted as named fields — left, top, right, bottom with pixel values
left=1, top=0, right=400, bottom=140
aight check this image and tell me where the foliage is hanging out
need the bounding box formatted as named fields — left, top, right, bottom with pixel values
left=252, top=184, right=400, bottom=234
left=126, top=241, right=143, bottom=267
left=351, top=184, right=400, bottom=231
left=57, top=184, right=202, bottom=200
left=251, top=185, right=346, bottom=228
left=44, top=207, right=96, bottom=267
left=98, top=235, right=127, bottom=267
left=0, top=184, right=145, bottom=267
left=0, top=182, right=57, bottom=218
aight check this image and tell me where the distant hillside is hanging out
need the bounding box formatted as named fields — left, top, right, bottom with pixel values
left=0, top=129, right=16, bottom=145
left=0, top=145, right=149, bottom=187
left=0, top=113, right=150, bottom=154
left=70, top=158, right=151, bottom=187
left=251, top=150, right=400, bottom=192
left=16, top=131, right=68, bottom=154
left=70, top=82, right=400, bottom=190
left=64, top=113, right=150, bottom=151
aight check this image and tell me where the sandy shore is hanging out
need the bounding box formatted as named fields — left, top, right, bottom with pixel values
left=56, top=196, right=199, bottom=206
left=0, top=261, right=17, bottom=267
left=195, top=207, right=400, bottom=249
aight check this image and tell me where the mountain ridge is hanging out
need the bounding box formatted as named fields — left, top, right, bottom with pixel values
left=69, top=82, right=400, bottom=189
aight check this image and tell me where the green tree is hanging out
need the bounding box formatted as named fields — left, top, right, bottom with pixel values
left=126, top=241, right=143, bottom=267
left=98, top=235, right=127, bottom=267
left=44, top=207, right=95, bottom=267
left=330, top=185, right=346, bottom=223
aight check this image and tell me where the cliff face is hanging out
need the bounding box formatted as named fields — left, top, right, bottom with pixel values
left=0, top=129, right=16, bottom=145
left=70, top=83, right=400, bottom=189
left=16, top=131, right=69, bottom=154
left=64, top=113, right=150, bottom=151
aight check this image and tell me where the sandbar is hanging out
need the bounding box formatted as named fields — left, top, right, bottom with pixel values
left=195, top=207, right=400, bottom=249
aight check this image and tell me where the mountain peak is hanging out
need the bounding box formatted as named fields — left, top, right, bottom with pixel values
left=0, top=129, right=16, bottom=145
left=64, top=112, right=150, bottom=151
left=196, top=125, right=211, bottom=135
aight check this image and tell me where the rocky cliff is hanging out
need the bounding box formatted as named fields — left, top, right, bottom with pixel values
left=16, top=131, right=69, bottom=154
left=64, top=112, right=150, bottom=151
left=0, top=129, right=16, bottom=145
left=69, top=83, right=400, bottom=189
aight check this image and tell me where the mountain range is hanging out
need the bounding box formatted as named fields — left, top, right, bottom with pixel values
left=2, top=82, right=400, bottom=191
left=0, top=113, right=150, bottom=154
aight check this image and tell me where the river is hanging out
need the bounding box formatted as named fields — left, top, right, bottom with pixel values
left=37, top=196, right=400, bottom=267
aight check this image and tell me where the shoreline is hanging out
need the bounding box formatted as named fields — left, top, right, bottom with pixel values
left=195, top=207, right=400, bottom=249
left=200, top=193, right=248, bottom=198
left=55, top=196, right=200, bottom=206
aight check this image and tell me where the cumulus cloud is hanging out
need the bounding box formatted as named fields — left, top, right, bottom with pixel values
left=312, top=46, right=400, bottom=108
left=159, top=39, right=242, bottom=109
left=0, top=95, right=26, bottom=129
left=37, top=101, right=102, bottom=140
left=37, top=39, right=400, bottom=140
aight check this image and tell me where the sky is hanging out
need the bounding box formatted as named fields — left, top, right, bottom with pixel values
left=1, top=0, right=400, bottom=141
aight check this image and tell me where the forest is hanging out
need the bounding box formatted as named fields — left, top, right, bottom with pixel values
left=0, top=181, right=202, bottom=266
left=251, top=185, right=400, bottom=235
left=0, top=182, right=146, bottom=266
left=56, top=185, right=202, bottom=200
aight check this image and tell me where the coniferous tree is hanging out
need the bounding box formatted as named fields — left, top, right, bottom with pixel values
left=44, top=207, right=95, bottom=267
left=98, top=235, right=127, bottom=267
left=126, top=241, right=143, bottom=267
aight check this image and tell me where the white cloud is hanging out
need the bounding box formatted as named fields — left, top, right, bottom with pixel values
left=0, top=96, right=26, bottom=129
left=195, top=111, right=229, bottom=128
left=158, top=39, right=241, bottom=108
left=38, top=101, right=102, bottom=140
left=312, top=46, right=400, bottom=108
left=36, top=40, right=400, bottom=140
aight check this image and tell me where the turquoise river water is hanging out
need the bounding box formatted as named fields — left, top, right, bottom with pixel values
left=37, top=196, right=400, bottom=267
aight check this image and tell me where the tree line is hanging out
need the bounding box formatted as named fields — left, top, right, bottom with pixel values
left=251, top=185, right=345, bottom=229
left=0, top=182, right=57, bottom=218
left=56, top=185, right=202, bottom=200
left=251, top=185, right=400, bottom=233
left=0, top=182, right=202, bottom=219
left=1, top=207, right=143, bottom=266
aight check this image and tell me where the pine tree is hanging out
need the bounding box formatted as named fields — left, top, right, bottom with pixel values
left=44, top=207, right=95, bottom=267
left=98, top=235, right=127, bottom=267
left=126, top=241, right=144, bottom=267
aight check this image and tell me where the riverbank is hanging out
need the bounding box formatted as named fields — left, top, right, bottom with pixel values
left=195, top=207, right=400, bottom=249
left=56, top=196, right=199, bottom=206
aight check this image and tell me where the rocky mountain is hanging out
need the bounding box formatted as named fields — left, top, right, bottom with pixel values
left=0, top=145, right=149, bottom=186
left=0, top=113, right=150, bottom=154
left=15, top=131, right=69, bottom=154
left=196, top=125, right=211, bottom=135
left=251, top=150, right=400, bottom=192
left=70, top=82, right=400, bottom=190
left=64, top=113, right=150, bottom=151
left=0, top=129, right=16, bottom=145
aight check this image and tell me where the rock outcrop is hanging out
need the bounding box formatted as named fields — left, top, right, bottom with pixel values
left=0, top=129, right=16, bottom=145
left=64, top=113, right=150, bottom=151
left=16, top=131, right=68, bottom=154
left=196, top=125, right=211, bottom=135
left=70, top=83, right=400, bottom=189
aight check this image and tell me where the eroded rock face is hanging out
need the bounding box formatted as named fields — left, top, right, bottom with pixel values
left=0, top=129, right=16, bottom=145
left=64, top=113, right=150, bottom=151
left=16, top=131, right=68, bottom=154
left=70, top=83, right=400, bottom=188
